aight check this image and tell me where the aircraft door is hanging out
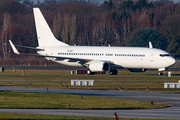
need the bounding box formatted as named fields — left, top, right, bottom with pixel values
left=150, top=52, right=154, bottom=62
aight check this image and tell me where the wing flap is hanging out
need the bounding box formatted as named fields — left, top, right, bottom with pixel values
left=9, top=40, right=20, bottom=55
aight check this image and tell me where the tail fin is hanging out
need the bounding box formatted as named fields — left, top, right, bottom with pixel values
left=33, top=8, right=69, bottom=47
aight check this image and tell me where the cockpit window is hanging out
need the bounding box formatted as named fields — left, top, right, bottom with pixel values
left=160, top=54, right=170, bottom=57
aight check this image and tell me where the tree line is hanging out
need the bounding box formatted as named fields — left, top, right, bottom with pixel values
left=1, top=0, right=180, bottom=63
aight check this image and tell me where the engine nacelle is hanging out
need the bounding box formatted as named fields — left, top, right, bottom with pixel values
left=128, top=69, right=147, bottom=72
left=89, top=61, right=110, bottom=72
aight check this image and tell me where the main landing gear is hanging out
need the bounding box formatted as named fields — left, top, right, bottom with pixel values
left=87, top=69, right=118, bottom=75
left=87, top=70, right=95, bottom=75
left=158, top=72, right=163, bottom=75
left=109, top=69, right=118, bottom=75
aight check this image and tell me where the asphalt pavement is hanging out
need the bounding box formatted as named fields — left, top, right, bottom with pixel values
left=0, top=86, right=180, bottom=119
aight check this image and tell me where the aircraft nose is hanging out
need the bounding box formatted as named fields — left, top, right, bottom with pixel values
left=167, top=57, right=177, bottom=66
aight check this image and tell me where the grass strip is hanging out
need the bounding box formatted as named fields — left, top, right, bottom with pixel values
left=0, top=113, right=173, bottom=120
left=0, top=91, right=167, bottom=109
left=1, top=69, right=180, bottom=81
left=1, top=69, right=180, bottom=93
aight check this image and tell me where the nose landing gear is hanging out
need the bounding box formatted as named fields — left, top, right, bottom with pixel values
left=158, top=72, right=163, bottom=75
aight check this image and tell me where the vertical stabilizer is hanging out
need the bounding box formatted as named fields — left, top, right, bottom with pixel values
left=33, top=8, right=69, bottom=47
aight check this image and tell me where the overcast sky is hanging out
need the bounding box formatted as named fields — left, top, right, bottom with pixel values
left=31, top=0, right=179, bottom=4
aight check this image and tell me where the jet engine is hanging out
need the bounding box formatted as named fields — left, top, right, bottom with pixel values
left=89, top=61, right=110, bottom=72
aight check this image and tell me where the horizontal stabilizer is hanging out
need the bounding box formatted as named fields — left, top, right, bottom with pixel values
left=5, top=42, right=44, bottom=51
left=9, top=40, right=20, bottom=55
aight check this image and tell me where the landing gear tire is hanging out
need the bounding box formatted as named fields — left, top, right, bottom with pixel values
left=109, top=69, right=118, bottom=75
left=158, top=72, right=163, bottom=75
left=87, top=70, right=95, bottom=75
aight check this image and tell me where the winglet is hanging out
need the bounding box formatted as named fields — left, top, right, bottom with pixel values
left=149, top=42, right=153, bottom=48
left=9, top=40, right=20, bottom=55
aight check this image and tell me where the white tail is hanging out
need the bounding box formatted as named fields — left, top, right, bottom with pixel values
left=33, top=8, right=69, bottom=47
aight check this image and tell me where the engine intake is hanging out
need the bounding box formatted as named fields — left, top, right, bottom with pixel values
left=89, top=61, right=110, bottom=72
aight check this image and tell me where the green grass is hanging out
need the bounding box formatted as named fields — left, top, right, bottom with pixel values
left=0, top=113, right=172, bottom=120
left=1, top=69, right=180, bottom=93
left=0, top=91, right=167, bottom=109
left=0, top=69, right=176, bottom=119
left=0, top=69, right=179, bottom=80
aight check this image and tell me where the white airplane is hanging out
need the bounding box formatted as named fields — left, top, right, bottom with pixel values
left=9, top=8, right=176, bottom=75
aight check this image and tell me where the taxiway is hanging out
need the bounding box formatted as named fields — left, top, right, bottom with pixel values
left=0, top=86, right=180, bottom=119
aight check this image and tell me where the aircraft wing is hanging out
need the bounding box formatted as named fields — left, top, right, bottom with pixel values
left=9, top=40, right=118, bottom=72
left=9, top=40, right=98, bottom=63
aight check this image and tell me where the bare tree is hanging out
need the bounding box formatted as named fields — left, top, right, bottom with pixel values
left=69, top=14, right=77, bottom=45
left=1, top=12, right=11, bottom=59
left=53, top=12, right=63, bottom=40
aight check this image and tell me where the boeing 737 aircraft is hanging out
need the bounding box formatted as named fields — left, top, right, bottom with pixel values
left=9, top=8, right=176, bottom=75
